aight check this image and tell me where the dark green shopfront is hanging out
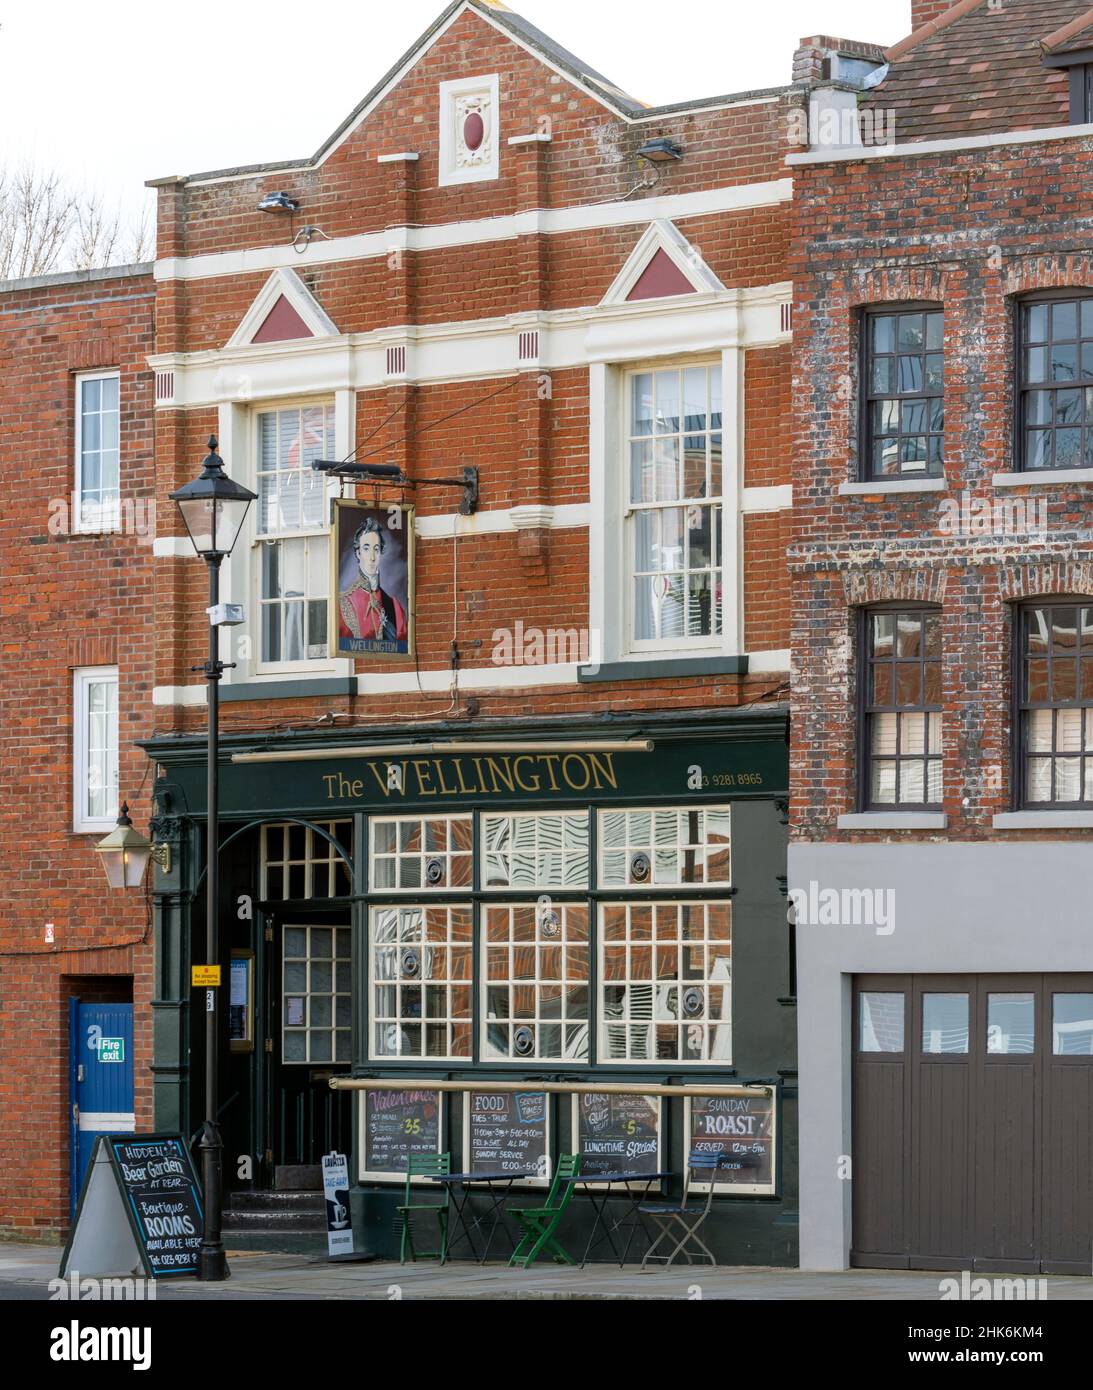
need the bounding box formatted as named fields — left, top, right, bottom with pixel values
left=144, top=708, right=797, bottom=1264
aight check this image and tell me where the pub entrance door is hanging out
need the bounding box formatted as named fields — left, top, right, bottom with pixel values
left=263, top=908, right=353, bottom=1176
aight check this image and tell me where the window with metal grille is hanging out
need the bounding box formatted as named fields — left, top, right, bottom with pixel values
left=861, top=306, right=944, bottom=479
left=861, top=608, right=943, bottom=809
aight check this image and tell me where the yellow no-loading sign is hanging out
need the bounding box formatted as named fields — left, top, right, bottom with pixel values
left=191, top=965, right=221, bottom=987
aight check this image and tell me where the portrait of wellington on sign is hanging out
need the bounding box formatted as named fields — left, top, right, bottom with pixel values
left=331, top=499, right=415, bottom=660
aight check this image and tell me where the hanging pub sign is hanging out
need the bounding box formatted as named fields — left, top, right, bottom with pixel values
left=685, top=1091, right=777, bottom=1195
left=60, top=1134, right=205, bottom=1280
left=572, top=1093, right=662, bottom=1179
left=464, top=1091, right=550, bottom=1186
left=331, top=499, right=415, bottom=660
left=359, top=1088, right=442, bottom=1181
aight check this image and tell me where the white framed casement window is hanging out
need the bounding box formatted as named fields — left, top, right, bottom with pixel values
left=72, top=666, right=118, bottom=832
left=370, top=815, right=473, bottom=891
left=369, top=904, right=473, bottom=1061
left=253, top=401, right=336, bottom=672
left=481, top=810, right=590, bottom=889
left=481, top=902, right=590, bottom=1063
left=599, top=806, right=731, bottom=887
left=74, top=371, right=120, bottom=532
left=598, top=900, right=732, bottom=1064
left=625, top=363, right=724, bottom=651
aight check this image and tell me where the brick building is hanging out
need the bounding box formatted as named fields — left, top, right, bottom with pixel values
left=1, top=0, right=799, bottom=1259
left=790, top=0, right=1093, bottom=1272
left=0, top=264, right=157, bottom=1239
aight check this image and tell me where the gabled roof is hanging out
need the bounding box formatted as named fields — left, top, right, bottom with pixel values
left=149, top=0, right=790, bottom=188
left=1042, top=5, right=1093, bottom=53
left=861, top=0, right=1089, bottom=144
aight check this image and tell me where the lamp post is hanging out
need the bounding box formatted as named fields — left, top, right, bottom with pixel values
left=169, top=435, right=256, bottom=1282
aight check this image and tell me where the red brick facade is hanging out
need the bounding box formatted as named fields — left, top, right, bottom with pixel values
left=0, top=0, right=796, bottom=1235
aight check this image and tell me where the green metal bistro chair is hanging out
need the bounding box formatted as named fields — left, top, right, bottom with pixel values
left=398, top=1152, right=451, bottom=1263
left=508, top=1153, right=580, bottom=1269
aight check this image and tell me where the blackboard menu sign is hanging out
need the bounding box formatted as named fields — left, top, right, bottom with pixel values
left=687, top=1091, right=776, bottom=1194
left=464, top=1091, right=549, bottom=1185
left=361, top=1089, right=442, bottom=1180
left=60, top=1133, right=204, bottom=1280
left=572, top=1093, right=661, bottom=1178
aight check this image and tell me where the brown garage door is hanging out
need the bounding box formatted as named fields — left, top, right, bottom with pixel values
left=852, top=973, right=1093, bottom=1274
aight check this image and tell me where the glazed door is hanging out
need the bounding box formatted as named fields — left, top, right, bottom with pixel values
left=266, top=911, right=353, bottom=1170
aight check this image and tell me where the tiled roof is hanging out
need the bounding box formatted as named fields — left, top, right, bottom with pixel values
left=861, top=0, right=1091, bottom=143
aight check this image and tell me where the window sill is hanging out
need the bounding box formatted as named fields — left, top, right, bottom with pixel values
left=837, top=812, right=948, bottom=830
left=838, top=478, right=946, bottom=496
left=993, top=811, right=1093, bottom=829
left=578, top=655, right=749, bottom=683
left=221, top=676, right=357, bottom=702
left=992, top=468, right=1093, bottom=487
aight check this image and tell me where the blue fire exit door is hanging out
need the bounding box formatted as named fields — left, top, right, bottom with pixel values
left=69, top=1000, right=134, bottom=1217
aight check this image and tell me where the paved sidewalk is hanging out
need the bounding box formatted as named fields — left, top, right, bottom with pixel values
left=2, top=1241, right=1091, bottom=1299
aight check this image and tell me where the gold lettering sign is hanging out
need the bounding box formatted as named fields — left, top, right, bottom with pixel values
left=321, top=752, right=619, bottom=801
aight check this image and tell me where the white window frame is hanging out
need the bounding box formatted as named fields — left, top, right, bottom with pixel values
left=74, top=370, right=121, bottom=534
left=368, top=903, right=474, bottom=1063
left=597, top=805, right=732, bottom=888
left=480, top=809, right=591, bottom=891
left=480, top=901, right=591, bottom=1065
left=623, top=361, right=725, bottom=654
left=597, top=899, right=733, bottom=1066
left=218, top=394, right=354, bottom=685
left=72, top=666, right=119, bottom=832
left=369, top=814, right=473, bottom=893
left=589, top=349, right=743, bottom=667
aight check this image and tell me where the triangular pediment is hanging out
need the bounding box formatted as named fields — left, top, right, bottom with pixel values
left=600, top=220, right=725, bottom=307
left=227, top=268, right=338, bottom=349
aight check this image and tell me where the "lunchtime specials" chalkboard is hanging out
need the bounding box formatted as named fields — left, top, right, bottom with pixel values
left=573, top=1093, right=661, bottom=1177
left=687, top=1092, right=776, bottom=1194
left=465, top=1091, right=549, bottom=1183
left=362, top=1089, right=442, bottom=1179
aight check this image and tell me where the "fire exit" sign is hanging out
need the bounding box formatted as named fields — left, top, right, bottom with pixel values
left=99, top=1037, right=125, bottom=1064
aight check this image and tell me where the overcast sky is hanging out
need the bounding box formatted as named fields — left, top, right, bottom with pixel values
left=0, top=1, right=909, bottom=227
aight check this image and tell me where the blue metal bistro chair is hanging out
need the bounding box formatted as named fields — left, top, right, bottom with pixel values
left=639, top=1151, right=728, bottom=1268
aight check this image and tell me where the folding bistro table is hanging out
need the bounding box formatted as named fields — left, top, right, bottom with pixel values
left=428, top=1171, right=532, bottom=1263
left=562, top=1171, right=674, bottom=1268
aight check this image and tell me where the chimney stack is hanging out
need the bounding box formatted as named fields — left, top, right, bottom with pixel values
left=911, top=1, right=953, bottom=29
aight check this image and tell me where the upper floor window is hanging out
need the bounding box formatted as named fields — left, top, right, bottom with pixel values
left=1018, top=297, right=1093, bottom=471
left=73, top=666, right=118, bottom=832
left=627, top=365, right=722, bottom=649
left=861, top=607, right=942, bottom=809
left=254, top=404, right=334, bottom=668
left=1018, top=602, right=1093, bottom=806
left=75, top=372, right=120, bottom=531
left=1068, top=64, right=1093, bottom=124
left=861, top=306, right=944, bottom=479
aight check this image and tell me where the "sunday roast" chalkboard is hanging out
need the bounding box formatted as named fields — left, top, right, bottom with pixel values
left=362, top=1089, right=442, bottom=1178
left=464, top=1091, right=549, bottom=1182
left=687, top=1091, right=776, bottom=1194
left=573, top=1093, right=661, bottom=1177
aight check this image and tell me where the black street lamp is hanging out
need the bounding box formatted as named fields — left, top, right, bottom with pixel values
left=170, top=435, right=256, bottom=1282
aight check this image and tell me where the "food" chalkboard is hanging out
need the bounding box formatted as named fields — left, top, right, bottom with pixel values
left=362, top=1089, right=442, bottom=1179
left=687, top=1092, right=776, bottom=1194
left=465, top=1091, right=549, bottom=1183
left=573, top=1093, right=661, bottom=1176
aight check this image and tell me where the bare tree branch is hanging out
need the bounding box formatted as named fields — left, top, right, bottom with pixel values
left=0, top=165, right=154, bottom=279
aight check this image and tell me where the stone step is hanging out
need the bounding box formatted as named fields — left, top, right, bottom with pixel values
left=229, top=1191, right=325, bottom=1213
left=274, top=1164, right=322, bottom=1192
left=223, top=1206, right=326, bottom=1233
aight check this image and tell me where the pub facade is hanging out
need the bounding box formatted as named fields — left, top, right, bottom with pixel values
left=140, top=0, right=799, bottom=1261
